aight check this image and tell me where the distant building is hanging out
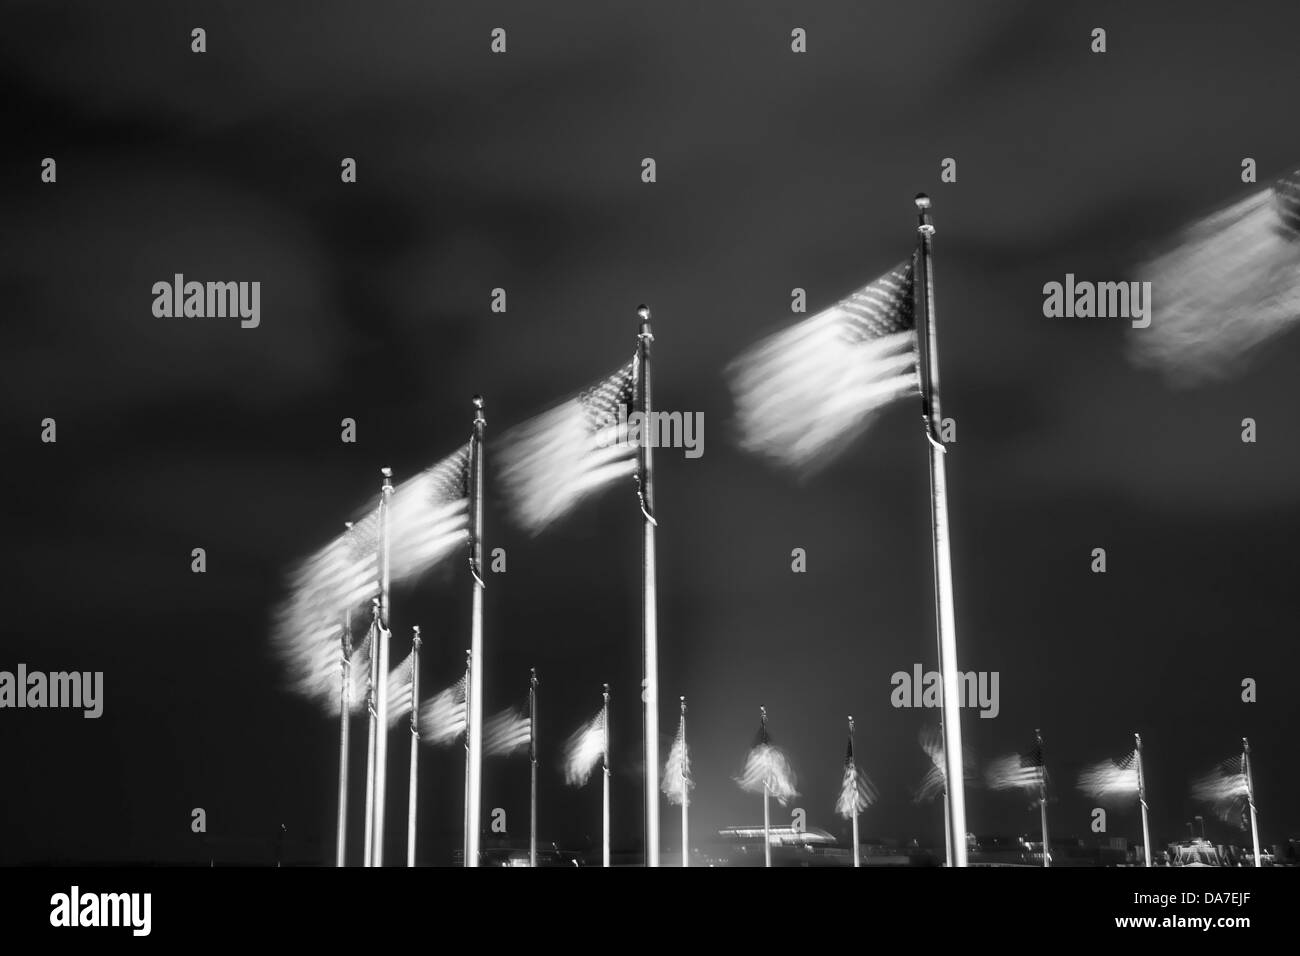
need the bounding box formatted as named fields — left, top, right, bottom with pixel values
left=718, top=825, right=837, bottom=848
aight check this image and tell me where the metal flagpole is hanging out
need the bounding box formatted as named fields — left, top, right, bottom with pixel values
left=1135, top=733, right=1152, bottom=867
left=761, top=705, right=771, bottom=869
left=335, top=557, right=353, bottom=868
left=370, top=468, right=395, bottom=866
left=462, top=649, right=471, bottom=866
left=466, top=396, right=487, bottom=868
left=362, top=601, right=378, bottom=867
left=850, top=716, right=860, bottom=869
left=763, top=786, right=772, bottom=868
left=406, top=627, right=421, bottom=867
left=1037, top=729, right=1050, bottom=868
left=530, top=669, right=539, bottom=868
left=1243, top=737, right=1261, bottom=867
left=942, top=786, right=952, bottom=867
left=602, top=683, right=611, bottom=869
left=912, top=194, right=968, bottom=867
left=636, top=306, right=661, bottom=868
left=681, top=697, right=689, bottom=868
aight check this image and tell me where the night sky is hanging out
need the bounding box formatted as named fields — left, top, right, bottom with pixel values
left=3, top=1, right=1298, bottom=865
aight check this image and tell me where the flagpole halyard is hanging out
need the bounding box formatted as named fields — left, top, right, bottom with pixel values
left=912, top=194, right=969, bottom=867
left=637, top=306, right=661, bottom=868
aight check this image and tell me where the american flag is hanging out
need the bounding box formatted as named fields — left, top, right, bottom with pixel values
left=1130, top=164, right=1300, bottom=384
left=499, top=360, right=639, bottom=534
left=386, top=444, right=472, bottom=583
left=662, top=713, right=692, bottom=807
left=836, top=733, right=878, bottom=819
left=986, top=739, right=1047, bottom=793
left=483, top=705, right=532, bottom=757
left=729, top=263, right=919, bottom=474
left=272, top=524, right=380, bottom=705
left=563, top=705, right=607, bottom=787
left=302, top=621, right=374, bottom=718
left=913, top=725, right=979, bottom=804
left=1191, top=753, right=1250, bottom=827
left=385, top=648, right=416, bottom=728
left=418, top=676, right=468, bottom=746
left=1077, top=750, right=1140, bottom=800
left=271, top=446, right=470, bottom=710
left=736, top=717, right=799, bottom=806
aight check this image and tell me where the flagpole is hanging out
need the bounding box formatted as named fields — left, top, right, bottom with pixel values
left=370, top=468, right=394, bottom=866
left=406, top=627, right=421, bottom=868
left=335, top=559, right=352, bottom=868
left=761, top=705, right=771, bottom=868
left=530, top=668, right=539, bottom=868
left=912, top=194, right=968, bottom=868
left=602, top=683, right=611, bottom=869
left=849, top=716, right=859, bottom=869
left=467, top=396, right=487, bottom=868
left=1135, top=733, right=1152, bottom=867
left=942, top=788, right=952, bottom=867
left=763, top=785, right=772, bottom=868
left=1243, top=737, right=1261, bottom=867
left=362, top=602, right=378, bottom=867
left=1037, top=728, right=1050, bottom=868
left=636, top=306, right=661, bottom=868
left=681, top=696, right=689, bottom=868
left=462, top=649, right=471, bottom=866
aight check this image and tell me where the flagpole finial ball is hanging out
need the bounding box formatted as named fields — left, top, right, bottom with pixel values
left=637, top=305, right=650, bottom=320
left=914, top=193, right=931, bottom=209
left=473, top=394, right=484, bottom=409
left=381, top=466, right=392, bottom=478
